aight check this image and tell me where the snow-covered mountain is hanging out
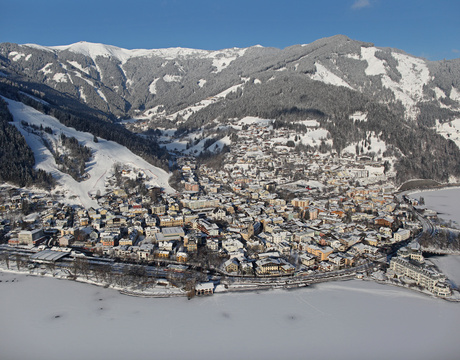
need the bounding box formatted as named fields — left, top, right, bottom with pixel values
left=2, top=35, right=459, bottom=122
left=1, top=35, right=460, bottom=183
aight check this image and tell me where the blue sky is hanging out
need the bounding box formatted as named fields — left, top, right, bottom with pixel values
left=1, top=0, right=459, bottom=60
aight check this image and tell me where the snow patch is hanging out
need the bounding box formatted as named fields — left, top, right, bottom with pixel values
left=47, top=42, right=248, bottom=70
left=163, top=74, right=182, bottom=83
left=149, top=78, right=159, bottom=95
left=9, top=52, right=25, bottom=62
left=345, top=53, right=361, bottom=60
left=392, top=52, right=429, bottom=102
left=361, top=47, right=386, bottom=76
left=254, top=79, right=262, bottom=84
left=79, top=87, right=87, bottom=102
left=212, top=135, right=232, bottom=152
left=310, top=62, right=353, bottom=89
left=450, top=87, right=460, bottom=102
left=207, top=47, right=247, bottom=73
left=350, top=111, right=367, bottom=122
left=237, top=116, right=274, bottom=126
left=96, top=89, right=107, bottom=102
left=39, top=63, right=54, bottom=75
left=67, top=60, right=91, bottom=75
left=361, top=47, right=430, bottom=119
left=21, top=43, right=54, bottom=52
left=342, top=134, right=388, bottom=157
left=52, top=73, right=68, bottom=83
left=298, top=128, right=331, bottom=147
left=50, top=42, right=150, bottom=64
left=197, top=79, right=206, bottom=87
left=298, top=119, right=320, bottom=127
left=434, top=87, right=446, bottom=100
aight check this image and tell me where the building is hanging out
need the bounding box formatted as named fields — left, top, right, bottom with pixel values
left=389, top=257, right=449, bottom=295
left=18, top=229, right=44, bottom=245
left=195, top=282, right=214, bottom=296
left=393, top=229, right=411, bottom=242
left=224, top=258, right=239, bottom=273
left=176, top=252, right=188, bottom=263
left=299, top=253, right=316, bottom=266
left=255, top=258, right=280, bottom=275
left=306, top=245, right=334, bottom=261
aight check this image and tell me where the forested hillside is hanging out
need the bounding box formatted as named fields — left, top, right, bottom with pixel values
left=0, top=97, right=54, bottom=188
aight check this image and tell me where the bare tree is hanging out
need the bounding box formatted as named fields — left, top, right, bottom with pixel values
left=15, top=254, right=25, bottom=270
left=76, top=258, right=91, bottom=280
left=46, top=261, right=56, bottom=275
left=1, top=252, right=10, bottom=269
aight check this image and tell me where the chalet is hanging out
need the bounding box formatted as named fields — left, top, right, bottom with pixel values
left=176, top=252, right=188, bottom=263
left=224, top=258, right=239, bottom=273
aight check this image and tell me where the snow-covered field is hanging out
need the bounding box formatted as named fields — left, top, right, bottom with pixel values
left=411, top=187, right=460, bottom=227
left=0, top=273, right=458, bottom=360
left=3, top=97, right=173, bottom=208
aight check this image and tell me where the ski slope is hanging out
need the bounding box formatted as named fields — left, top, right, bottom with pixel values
left=3, top=97, right=173, bottom=208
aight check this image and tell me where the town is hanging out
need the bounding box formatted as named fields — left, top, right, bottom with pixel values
left=0, top=120, right=455, bottom=299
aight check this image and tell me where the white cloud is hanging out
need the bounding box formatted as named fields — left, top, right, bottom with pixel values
left=352, top=0, right=371, bottom=9
left=452, top=49, right=459, bottom=54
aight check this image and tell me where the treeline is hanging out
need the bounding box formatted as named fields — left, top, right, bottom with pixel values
left=419, top=230, right=460, bottom=252
left=0, top=98, right=55, bottom=188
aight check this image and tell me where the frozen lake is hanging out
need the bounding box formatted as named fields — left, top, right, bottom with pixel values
left=411, top=187, right=460, bottom=227
left=1, top=272, right=459, bottom=360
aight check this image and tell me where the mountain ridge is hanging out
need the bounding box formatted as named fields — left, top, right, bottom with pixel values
left=1, top=35, right=460, bottom=184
